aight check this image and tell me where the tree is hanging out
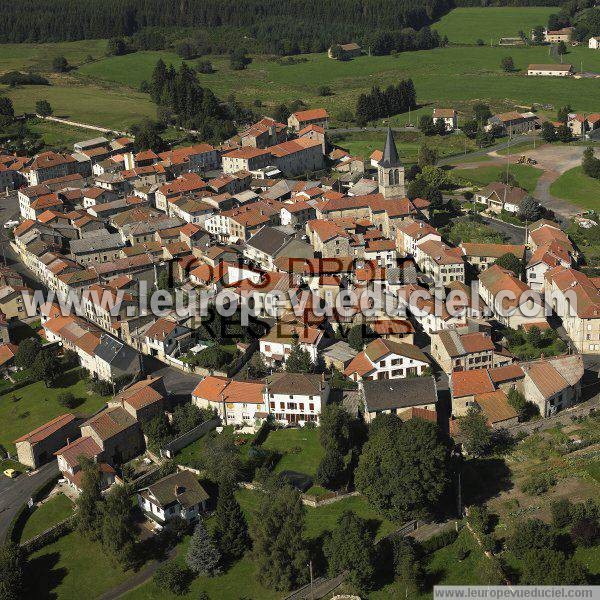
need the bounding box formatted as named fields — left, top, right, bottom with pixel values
left=506, top=518, right=555, bottom=558
left=272, top=104, right=290, bottom=124
left=582, top=146, right=600, bottom=179
left=75, top=457, right=103, bottom=541
left=551, top=498, right=574, bottom=528
left=468, top=505, right=492, bottom=535
left=196, top=60, right=214, bottom=74
left=355, top=417, right=450, bottom=522
left=521, top=549, right=588, bottom=585
left=473, top=103, right=492, bottom=124
left=171, top=403, right=204, bottom=436
left=52, top=55, right=69, bottom=72
left=230, top=49, right=251, bottom=70
left=417, top=143, right=438, bottom=168
left=419, top=115, right=436, bottom=135
left=176, top=41, right=196, bottom=59
left=323, top=511, right=376, bottom=592
left=251, top=486, right=309, bottom=591
left=285, top=337, right=314, bottom=373
left=0, top=543, right=25, bottom=600
left=507, top=388, right=538, bottom=421
left=186, top=520, right=221, bottom=576
left=571, top=518, right=600, bottom=547
left=102, top=484, right=136, bottom=568
left=246, top=352, right=268, bottom=379
left=106, top=37, right=129, bottom=56
left=459, top=407, right=492, bottom=457
left=153, top=562, right=191, bottom=595
left=532, top=25, right=545, bottom=43
left=142, top=413, right=172, bottom=453
left=131, top=119, right=166, bottom=153
left=57, top=391, right=77, bottom=408
left=213, top=482, right=250, bottom=563
left=495, top=252, right=521, bottom=276
left=201, top=430, right=243, bottom=484
left=557, top=124, right=572, bottom=143
left=15, top=337, right=41, bottom=368
left=557, top=40, right=567, bottom=55
left=518, top=195, right=543, bottom=222
left=501, top=56, right=514, bottom=72
left=317, top=85, right=332, bottom=96
left=35, top=99, right=52, bottom=116
left=392, top=538, right=424, bottom=595
left=557, top=105, right=572, bottom=123
left=541, top=121, right=558, bottom=142
left=347, top=323, right=374, bottom=351
left=315, top=450, right=345, bottom=489
left=32, top=349, right=59, bottom=387
left=0, top=96, right=14, bottom=122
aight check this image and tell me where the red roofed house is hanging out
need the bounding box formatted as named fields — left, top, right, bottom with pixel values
left=144, top=318, right=192, bottom=359
left=344, top=337, right=429, bottom=382
left=288, top=108, right=329, bottom=131
left=450, top=368, right=495, bottom=416
left=222, top=147, right=272, bottom=174
left=431, top=329, right=497, bottom=374
left=55, top=436, right=116, bottom=492
left=109, top=375, right=167, bottom=422
left=15, top=413, right=79, bottom=468
left=192, top=376, right=267, bottom=426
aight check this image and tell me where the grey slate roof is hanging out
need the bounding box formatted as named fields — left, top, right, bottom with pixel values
left=94, top=334, right=139, bottom=371
left=70, top=233, right=125, bottom=255
left=379, top=127, right=402, bottom=168
left=142, top=470, right=209, bottom=509
left=246, top=226, right=291, bottom=256
left=362, top=376, right=437, bottom=412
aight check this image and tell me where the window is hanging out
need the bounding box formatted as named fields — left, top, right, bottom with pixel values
left=270, top=401, right=275, bottom=410
left=309, top=403, right=314, bottom=411
left=280, top=402, right=285, bottom=410
left=287, top=402, right=297, bottom=410
left=299, top=403, right=304, bottom=410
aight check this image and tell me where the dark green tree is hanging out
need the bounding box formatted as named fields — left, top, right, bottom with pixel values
left=355, top=417, right=450, bottom=521
left=52, top=55, right=69, bottom=72
left=32, top=349, right=59, bottom=387
left=521, top=549, right=588, bottom=585
left=392, top=537, right=424, bottom=595
left=15, top=337, right=41, bottom=368
left=347, top=324, right=374, bottom=351
left=494, top=252, right=521, bottom=276
left=251, top=486, right=309, bottom=591
left=323, top=511, right=376, bottom=591
left=186, top=520, right=221, bottom=576
left=501, top=56, right=515, bottom=72
left=75, top=457, right=103, bottom=541
left=557, top=124, right=572, bottom=143
left=57, top=391, right=77, bottom=408
left=153, top=562, right=191, bottom=595
left=459, top=407, right=492, bottom=457
left=102, top=484, right=136, bottom=568
left=0, top=543, right=25, bottom=600
left=285, top=337, right=314, bottom=373
left=213, top=482, right=250, bottom=562
left=201, top=430, right=243, bottom=484
left=557, top=40, right=567, bottom=55
left=541, top=121, right=558, bottom=142
left=550, top=498, right=574, bottom=528
left=35, top=99, right=52, bottom=116
left=106, top=37, right=129, bottom=56
left=518, top=196, right=543, bottom=222
left=506, top=518, right=555, bottom=559
left=419, top=114, right=436, bottom=135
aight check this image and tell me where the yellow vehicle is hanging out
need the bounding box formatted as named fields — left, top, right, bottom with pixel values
left=3, top=468, right=18, bottom=478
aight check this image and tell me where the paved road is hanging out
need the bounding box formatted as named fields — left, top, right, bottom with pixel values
left=480, top=215, right=527, bottom=244
left=0, top=460, right=59, bottom=544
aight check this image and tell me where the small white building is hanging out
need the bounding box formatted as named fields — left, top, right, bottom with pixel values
left=433, top=108, right=458, bottom=131
left=138, top=470, right=209, bottom=526
left=589, top=37, right=600, bottom=49
left=527, top=63, right=573, bottom=77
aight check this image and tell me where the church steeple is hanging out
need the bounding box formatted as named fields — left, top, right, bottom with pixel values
left=380, top=127, right=401, bottom=168
left=378, top=127, right=405, bottom=198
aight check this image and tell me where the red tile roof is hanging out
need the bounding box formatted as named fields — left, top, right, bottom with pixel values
left=15, top=413, right=76, bottom=444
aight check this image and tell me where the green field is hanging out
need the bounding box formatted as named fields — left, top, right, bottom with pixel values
left=332, top=130, right=478, bottom=162
left=549, top=166, right=600, bottom=210
left=0, top=369, right=106, bottom=452
left=27, top=529, right=131, bottom=600
left=434, top=7, right=555, bottom=45
left=452, top=163, right=543, bottom=192
left=262, top=427, right=324, bottom=477
left=19, top=493, right=74, bottom=543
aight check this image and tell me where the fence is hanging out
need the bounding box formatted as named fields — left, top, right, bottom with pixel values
left=160, top=418, right=220, bottom=458
left=20, top=515, right=75, bottom=554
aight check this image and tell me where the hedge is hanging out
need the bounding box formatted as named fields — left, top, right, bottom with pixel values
left=420, top=528, right=459, bottom=555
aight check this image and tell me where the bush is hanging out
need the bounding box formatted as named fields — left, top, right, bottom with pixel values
left=468, top=505, right=492, bottom=535
left=551, top=499, right=574, bottom=529
left=571, top=518, right=600, bottom=547
left=420, top=529, right=458, bottom=554
left=153, top=562, right=191, bottom=595
left=57, top=392, right=77, bottom=409
left=521, top=472, right=557, bottom=496
left=89, top=379, right=113, bottom=396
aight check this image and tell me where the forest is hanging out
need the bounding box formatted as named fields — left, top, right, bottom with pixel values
left=0, top=0, right=452, bottom=54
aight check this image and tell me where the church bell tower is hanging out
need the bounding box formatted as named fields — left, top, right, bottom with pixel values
left=378, top=127, right=405, bottom=198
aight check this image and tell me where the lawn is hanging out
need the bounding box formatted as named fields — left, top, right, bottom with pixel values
left=549, top=166, right=600, bottom=210
left=261, top=427, right=324, bottom=477
left=0, top=368, right=106, bottom=452
left=452, top=163, right=543, bottom=192
left=26, top=529, right=131, bottom=600
left=332, top=130, right=477, bottom=163
left=2, top=83, right=156, bottom=130
left=434, top=7, right=555, bottom=45
left=19, top=493, right=74, bottom=543
left=27, top=119, right=94, bottom=151
left=4, top=31, right=600, bottom=130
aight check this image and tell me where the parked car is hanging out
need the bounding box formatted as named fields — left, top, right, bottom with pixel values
left=3, top=468, right=18, bottom=478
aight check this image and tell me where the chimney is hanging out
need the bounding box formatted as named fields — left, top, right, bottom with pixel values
left=174, top=485, right=185, bottom=496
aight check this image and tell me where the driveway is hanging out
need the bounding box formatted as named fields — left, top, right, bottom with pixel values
left=0, top=460, right=59, bottom=544
left=479, top=216, right=526, bottom=244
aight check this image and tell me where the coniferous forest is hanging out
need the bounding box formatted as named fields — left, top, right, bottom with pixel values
left=0, top=0, right=452, bottom=54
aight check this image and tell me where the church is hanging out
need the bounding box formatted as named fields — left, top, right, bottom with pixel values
left=377, top=128, right=405, bottom=199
